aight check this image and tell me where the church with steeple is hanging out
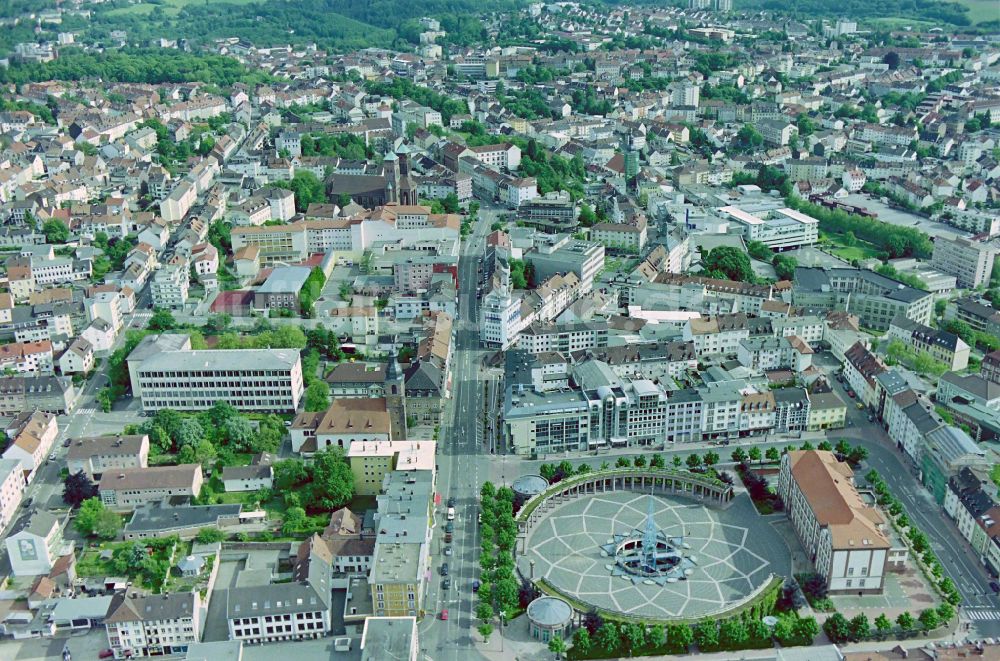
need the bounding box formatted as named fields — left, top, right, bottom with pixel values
left=385, top=347, right=408, bottom=440
left=326, top=144, right=418, bottom=208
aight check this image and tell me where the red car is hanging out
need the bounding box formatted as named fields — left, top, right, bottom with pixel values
left=440, top=609, right=449, bottom=620
left=99, top=651, right=114, bottom=659
left=847, top=390, right=856, bottom=398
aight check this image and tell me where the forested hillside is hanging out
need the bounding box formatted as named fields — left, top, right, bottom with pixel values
left=77, top=0, right=519, bottom=52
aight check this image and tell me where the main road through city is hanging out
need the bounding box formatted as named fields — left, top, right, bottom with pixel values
left=419, top=204, right=496, bottom=661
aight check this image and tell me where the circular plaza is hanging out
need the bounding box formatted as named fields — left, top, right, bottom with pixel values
left=519, top=489, right=789, bottom=621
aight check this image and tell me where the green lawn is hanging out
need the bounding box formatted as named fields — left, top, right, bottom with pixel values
left=820, top=233, right=881, bottom=263
left=108, top=0, right=260, bottom=17
left=954, top=0, right=999, bottom=23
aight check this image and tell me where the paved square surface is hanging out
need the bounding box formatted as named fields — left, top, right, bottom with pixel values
left=521, top=492, right=790, bottom=620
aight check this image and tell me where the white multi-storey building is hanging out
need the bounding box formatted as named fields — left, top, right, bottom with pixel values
left=127, top=334, right=304, bottom=412
left=778, top=450, right=890, bottom=594
left=150, top=263, right=190, bottom=310
left=105, top=592, right=202, bottom=659
left=717, top=206, right=819, bottom=250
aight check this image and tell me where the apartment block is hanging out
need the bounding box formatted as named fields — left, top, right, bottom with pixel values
left=887, top=315, right=970, bottom=371
left=150, top=263, right=190, bottom=310
left=793, top=267, right=933, bottom=331
left=105, top=592, right=202, bottom=659
left=717, top=206, right=819, bottom=249
left=931, top=235, right=999, bottom=289
left=66, top=434, right=150, bottom=478
left=778, top=451, right=891, bottom=594
left=127, top=334, right=304, bottom=413
left=98, top=464, right=203, bottom=509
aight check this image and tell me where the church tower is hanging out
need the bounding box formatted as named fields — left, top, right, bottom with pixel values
left=395, top=143, right=417, bottom=205
left=385, top=347, right=407, bottom=440
left=383, top=151, right=400, bottom=205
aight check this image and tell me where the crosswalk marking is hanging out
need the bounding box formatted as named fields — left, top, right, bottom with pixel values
left=76, top=408, right=96, bottom=416
left=965, top=610, right=1000, bottom=621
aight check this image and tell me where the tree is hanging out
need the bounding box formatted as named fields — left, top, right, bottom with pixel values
left=63, top=470, right=98, bottom=507
left=847, top=446, right=869, bottom=466
left=42, top=219, right=70, bottom=243
left=650, top=454, right=664, bottom=468
left=734, top=124, right=765, bottom=152
left=304, top=380, right=331, bottom=412
left=548, top=635, right=566, bottom=658
left=896, top=611, right=915, bottom=633
left=648, top=624, right=666, bottom=648
left=668, top=623, right=693, bottom=650
left=478, top=623, right=493, bottom=642
left=578, top=203, right=598, bottom=226
left=175, top=417, right=204, bottom=448
left=282, top=506, right=307, bottom=535
left=595, top=622, right=620, bottom=650
left=221, top=416, right=255, bottom=451
left=918, top=608, right=940, bottom=632
left=686, top=453, right=702, bottom=469
left=731, top=448, right=748, bottom=464
left=849, top=613, right=870, bottom=642
left=883, top=51, right=901, bottom=70
left=720, top=618, right=749, bottom=646
left=75, top=497, right=121, bottom=539
left=747, top=240, right=772, bottom=261
left=147, top=308, right=177, bottom=331
left=874, top=613, right=892, bottom=639
left=308, top=447, right=354, bottom=512
left=748, top=446, right=762, bottom=465
left=703, top=451, right=719, bottom=467
left=937, top=602, right=955, bottom=622
left=494, top=579, right=519, bottom=616
left=196, top=527, right=226, bottom=543
left=823, top=612, right=852, bottom=643
left=273, top=170, right=328, bottom=212
left=694, top=620, right=719, bottom=649
left=622, top=622, right=645, bottom=651
left=765, top=447, right=780, bottom=463
left=748, top=618, right=769, bottom=642
left=476, top=601, right=494, bottom=622
left=772, top=254, right=798, bottom=280
left=572, top=628, right=593, bottom=654
left=702, top=246, right=756, bottom=282
left=672, top=456, right=683, bottom=468
left=791, top=616, right=819, bottom=643
left=616, top=456, right=631, bottom=468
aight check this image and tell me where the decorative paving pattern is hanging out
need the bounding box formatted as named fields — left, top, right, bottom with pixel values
left=521, top=492, right=790, bottom=620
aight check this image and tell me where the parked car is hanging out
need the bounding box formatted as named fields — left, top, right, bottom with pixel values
left=444, top=546, right=452, bottom=556
left=846, top=390, right=856, bottom=398
left=445, top=521, right=454, bottom=533
left=442, top=578, right=451, bottom=590
left=472, top=580, right=481, bottom=592
left=62, top=438, right=71, bottom=448
left=991, top=581, right=1000, bottom=594
left=441, top=562, right=449, bottom=576
left=856, top=402, right=865, bottom=410
left=444, top=533, right=452, bottom=543
left=440, top=609, right=449, bottom=620
left=447, top=496, right=456, bottom=508
left=48, top=453, right=56, bottom=461
left=99, top=651, right=114, bottom=659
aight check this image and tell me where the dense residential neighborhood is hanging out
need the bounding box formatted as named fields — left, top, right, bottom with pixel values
left=0, top=0, right=998, bottom=659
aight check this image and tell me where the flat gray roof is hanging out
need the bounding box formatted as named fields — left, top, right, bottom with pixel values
left=139, top=348, right=299, bottom=372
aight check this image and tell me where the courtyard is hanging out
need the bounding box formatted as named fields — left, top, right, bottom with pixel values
left=520, top=491, right=791, bottom=621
